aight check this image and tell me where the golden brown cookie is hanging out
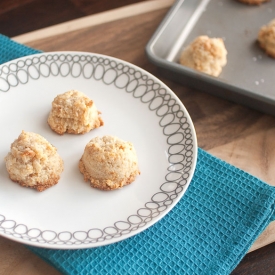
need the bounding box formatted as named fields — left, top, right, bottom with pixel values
left=5, top=131, right=64, bottom=191
left=48, top=90, right=104, bottom=135
left=258, top=19, right=275, bottom=58
left=179, top=35, right=227, bottom=77
left=79, top=135, right=140, bottom=191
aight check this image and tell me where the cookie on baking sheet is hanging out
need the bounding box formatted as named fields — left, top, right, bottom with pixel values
left=237, top=0, right=269, bottom=5
left=179, top=35, right=227, bottom=77
left=79, top=135, right=140, bottom=191
left=258, top=19, right=275, bottom=58
left=5, top=131, right=64, bottom=192
left=48, top=90, right=104, bottom=135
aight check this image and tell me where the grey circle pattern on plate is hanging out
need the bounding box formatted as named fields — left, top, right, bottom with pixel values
left=0, top=53, right=195, bottom=246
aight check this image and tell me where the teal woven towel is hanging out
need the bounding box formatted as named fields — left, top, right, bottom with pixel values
left=1, top=34, right=275, bottom=275
left=0, top=34, right=41, bottom=63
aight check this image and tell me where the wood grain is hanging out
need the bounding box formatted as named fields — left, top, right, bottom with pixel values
left=232, top=242, right=275, bottom=275
left=1, top=1, right=275, bottom=275
left=0, top=0, right=148, bottom=37
left=0, top=238, right=60, bottom=275
left=12, top=0, right=174, bottom=44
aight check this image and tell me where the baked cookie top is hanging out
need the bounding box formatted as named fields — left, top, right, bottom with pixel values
left=79, top=135, right=140, bottom=191
left=179, top=35, right=227, bottom=77
left=5, top=131, right=64, bottom=191
left=258, top=19, right=275, bottom=58
left=48, top=90, right=104, bottom=135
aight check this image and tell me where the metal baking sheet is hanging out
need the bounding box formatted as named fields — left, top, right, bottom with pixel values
left=146, top=0, right=275, bottom=115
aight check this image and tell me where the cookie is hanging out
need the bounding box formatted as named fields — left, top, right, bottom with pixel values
left=258, top=19, right=275, bottom=58
left=48, top=90, right=104, bottom=135
left=79, top=135, right=140, bottom=191
left=179, top=35, right=227, bottom=77
left=5, top=131, right=64, bottom=191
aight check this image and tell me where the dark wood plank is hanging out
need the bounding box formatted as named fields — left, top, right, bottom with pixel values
left=0, top=0, right=33, bottom=14
left=0, top=0, right=84, bottom=37
left=232, top=242, right=275, bottom=275
left=70, top=0, right=147, bottom=14
left=0, top=0, right=147, bottom=37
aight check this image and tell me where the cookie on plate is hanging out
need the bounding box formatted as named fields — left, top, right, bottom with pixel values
left=48, top=90, right=104, bottom=135
left=179, top=35, right=227, bottom=77
left=237, top=0, right=269, bottom=5
left=79, top=135, right=140, bottom=191
left=258, top=19, right=275, bottom=58
left=5, top=131, right=64, bottom=191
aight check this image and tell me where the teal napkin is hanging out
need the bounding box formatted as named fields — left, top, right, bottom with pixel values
left=1, top=34, right=275, bottom=275
left=0, top=34, right=41, bottom=63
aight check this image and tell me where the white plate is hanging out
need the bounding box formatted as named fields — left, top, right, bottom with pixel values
left=0, top=52, right=197, bottom=249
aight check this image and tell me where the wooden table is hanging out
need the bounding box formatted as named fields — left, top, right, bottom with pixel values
left=1, top=0, right=275, bottom=274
